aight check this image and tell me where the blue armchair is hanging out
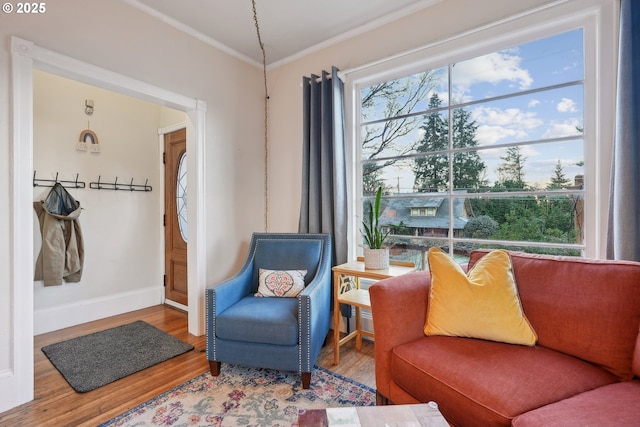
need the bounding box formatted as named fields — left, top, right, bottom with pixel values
left=206, top=233, right=332, bottom=389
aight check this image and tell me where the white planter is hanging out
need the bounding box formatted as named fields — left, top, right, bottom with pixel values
left=364, top=248, right=389, bottom=270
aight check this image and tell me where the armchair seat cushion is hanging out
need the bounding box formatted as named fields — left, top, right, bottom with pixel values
left=216, top=296, right=299, bottom=346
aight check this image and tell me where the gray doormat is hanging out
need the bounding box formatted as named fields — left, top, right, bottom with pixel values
left=41, top=320, right=194, bottom=393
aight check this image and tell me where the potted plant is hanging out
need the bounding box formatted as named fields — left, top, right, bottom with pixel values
left=362, top=186, right=390, bottom=269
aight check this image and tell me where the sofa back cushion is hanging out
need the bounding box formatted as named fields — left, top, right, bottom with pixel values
left=468, top=250, right=640, bottom=381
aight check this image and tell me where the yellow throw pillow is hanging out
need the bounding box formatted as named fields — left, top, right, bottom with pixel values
left=424, top=247, right=537, bottom=346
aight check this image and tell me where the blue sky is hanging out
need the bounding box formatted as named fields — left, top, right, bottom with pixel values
left=362, top=28, right=585, bottom=191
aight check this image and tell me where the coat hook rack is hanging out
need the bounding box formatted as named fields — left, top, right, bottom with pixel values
left=89, top=175, right=152, bottom=192
left=33, top=170, right=86, bottom=188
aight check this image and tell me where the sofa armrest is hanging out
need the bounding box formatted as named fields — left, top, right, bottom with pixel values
left=369, top=271, right=431, bottom=402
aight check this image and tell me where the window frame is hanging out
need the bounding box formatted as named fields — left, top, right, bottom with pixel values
left=343, top=0, right=617, bottom=262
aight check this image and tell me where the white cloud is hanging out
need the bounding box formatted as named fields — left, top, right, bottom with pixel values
left=476, top=126, right=524, bottom=146
left=542, top=118, right=582, bottom=139
left=473, top=107, right=541, bottom=128
left=562, top=62, right=579, bottom=72
left=528, top=99, right=540, bottom=108
left=557, top=97, right=577, bottom=112
left=471, top=106, right=543, bottom=145
left=452, top=51, right=533, bottom=97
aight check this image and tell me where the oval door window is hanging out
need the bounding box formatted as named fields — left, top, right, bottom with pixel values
left=176, top=152, right=187, bottom=242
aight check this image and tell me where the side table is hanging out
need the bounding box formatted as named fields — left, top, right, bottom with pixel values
left=332, top=257, right=415, bottom=365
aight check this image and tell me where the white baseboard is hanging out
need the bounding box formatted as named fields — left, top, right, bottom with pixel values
left=34, top=286, right=163, bottom=335
left=164, top=298, right=188, bottom=312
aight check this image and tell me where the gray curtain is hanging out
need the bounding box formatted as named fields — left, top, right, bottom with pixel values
left=607, top=0, right=640, bottom=261
left=299, top=66, right=348, bottom=267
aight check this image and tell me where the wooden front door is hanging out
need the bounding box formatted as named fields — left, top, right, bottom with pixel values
left=164, top=128, right=188, bottom=306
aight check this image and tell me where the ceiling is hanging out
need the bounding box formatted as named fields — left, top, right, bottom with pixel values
left=124, top=0, right=442, bottom=68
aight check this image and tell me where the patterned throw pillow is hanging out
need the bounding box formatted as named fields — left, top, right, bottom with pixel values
left=255, top=269, right=307, bottom=297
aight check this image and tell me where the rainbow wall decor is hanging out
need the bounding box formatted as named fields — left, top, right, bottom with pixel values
left=76, top=129, right=100, bottom=152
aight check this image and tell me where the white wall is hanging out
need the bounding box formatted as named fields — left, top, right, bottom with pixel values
left=0, top=0, right=264, bottom=411
left=32, top=70, right=183, bottom=333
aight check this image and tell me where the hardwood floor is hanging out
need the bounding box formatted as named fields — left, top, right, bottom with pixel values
left=0, top=305, right=375, bottom=427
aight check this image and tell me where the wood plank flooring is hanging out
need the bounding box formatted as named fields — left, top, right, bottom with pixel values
left=0, top=305, right=375, bottom=427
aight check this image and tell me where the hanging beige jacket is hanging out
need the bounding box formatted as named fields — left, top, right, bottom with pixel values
left=34, top=183, right=84, bottom=286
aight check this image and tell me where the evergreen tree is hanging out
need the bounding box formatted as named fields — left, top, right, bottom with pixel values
left=543, top=160, right=576, bottom=242
left=413, top=95, right=487, bottom=192
left=496, top=146, right=527, bottom=189
left=546, top=160, right=572, bottom=189
left=451, top=108, right=487, bottom=190
left=413, top=94, right=449, bottom=192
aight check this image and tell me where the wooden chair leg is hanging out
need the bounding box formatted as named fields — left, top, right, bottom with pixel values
left=209, top=361, right=221, bottom=376
left=301, top=372, right=311, bottom=389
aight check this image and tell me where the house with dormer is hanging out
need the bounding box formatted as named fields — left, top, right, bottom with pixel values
left=377, top=193, right=471, bottom=238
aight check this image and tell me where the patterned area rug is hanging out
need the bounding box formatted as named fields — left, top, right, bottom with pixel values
left=99, top=364, right=375, bottom=427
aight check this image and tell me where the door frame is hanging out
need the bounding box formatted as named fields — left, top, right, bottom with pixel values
left=7, top=36, right=207, bottom=410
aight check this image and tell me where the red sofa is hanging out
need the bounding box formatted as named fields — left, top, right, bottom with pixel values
left=369, top=250, right=640, bottom=426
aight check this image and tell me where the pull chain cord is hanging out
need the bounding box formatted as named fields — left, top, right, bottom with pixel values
left=252, top=0, right=269, bottom=232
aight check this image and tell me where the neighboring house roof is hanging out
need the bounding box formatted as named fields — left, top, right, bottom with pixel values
left=378, top=193, right=469, bottom=230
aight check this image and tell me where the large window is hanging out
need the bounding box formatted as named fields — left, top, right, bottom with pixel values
left=349, top=7, right=615, bottom=269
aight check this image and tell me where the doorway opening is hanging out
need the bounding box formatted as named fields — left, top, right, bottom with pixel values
left=8, top=36, right=207, bottom=409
